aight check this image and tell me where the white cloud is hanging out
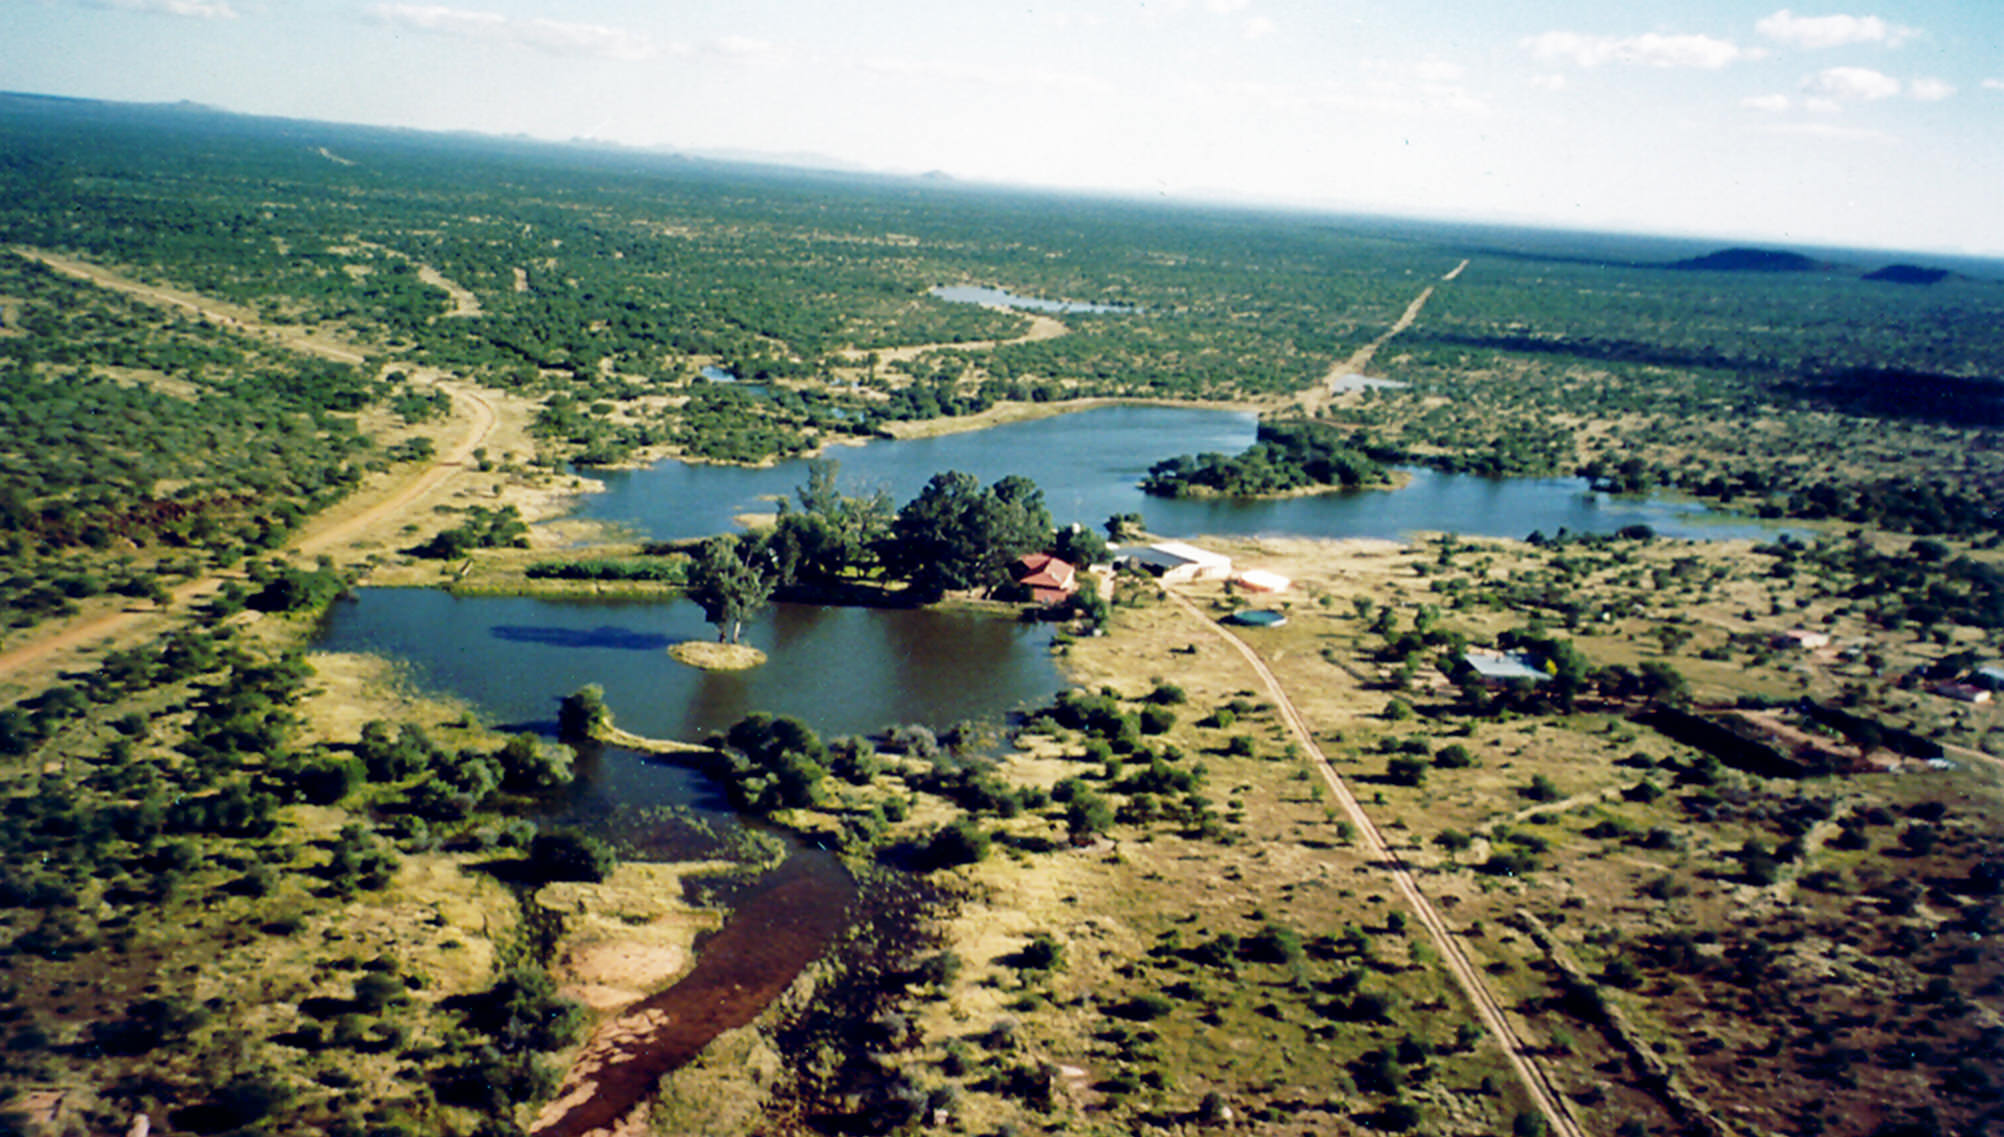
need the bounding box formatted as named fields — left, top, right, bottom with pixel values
left=1206, top=71, right=1489, bottom=121
left=709, top=34, right=783, bottom=61
left=1756, top=9, right=1917, bottom=50
left=1413, top=58, right=1463, bottom=84
left=1242, top=16, right=1275, bottom=40
left=1522, top=30, right=1753, bottom=70
left=1985, top=78, right=2004, bottom=91
left=366, top=4, right=660, bottom=61
left=1757, top=120, right=1896, bottom=142
left=860, top=56, right=1115, bottom=100
left=1529, top=73, right=1567, bottom=91
left=81, top=0, right=238, bottom=17
left=1908, top=77, right=1954, bottom=101
left=1204, top=0, right=1251, bottom=13
left=1803, top=65, right=1902, bottom=101
left=1742, top=93, right=1793, bottom=111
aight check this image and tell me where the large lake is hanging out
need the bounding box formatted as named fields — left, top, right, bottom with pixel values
left=324, top=404, right=1785, bottom=750
left=573, top=404, right=1779, bottom=544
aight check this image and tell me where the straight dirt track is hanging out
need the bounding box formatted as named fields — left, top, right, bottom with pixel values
left=1163, top=588, right=1589, bottom=1137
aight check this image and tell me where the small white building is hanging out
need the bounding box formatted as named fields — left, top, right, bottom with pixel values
left=1122, top=541, right=1234, bottom=584
left=1773, top=629, right=1831, bottom=651
left=1235, top=569, right=1291, bottom=594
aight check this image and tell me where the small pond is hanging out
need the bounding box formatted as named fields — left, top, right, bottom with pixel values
left=929, top=284, right=1135, bottom=314
left=316, top=590, right=1063, bottom=748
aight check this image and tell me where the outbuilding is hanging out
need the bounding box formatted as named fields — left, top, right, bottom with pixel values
left=1122, top=541, right=1233, bottom=584
left=1458, top=650, right=1550, bottom=688
left=1234, top=569, right=1291, bottom=593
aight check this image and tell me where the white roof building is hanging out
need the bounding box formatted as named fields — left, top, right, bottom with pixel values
left=1122, top=541, right=1234, bottom=584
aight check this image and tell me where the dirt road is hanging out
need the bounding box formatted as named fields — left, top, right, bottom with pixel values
left=1163, top=587, right=1588, bottom=1137
left=0, top=249, right=500, bottom=687
left=1297, top=258, right=1466, bottom=415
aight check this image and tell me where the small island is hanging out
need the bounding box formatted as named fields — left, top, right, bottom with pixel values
left=1142, top=419, right=1389, bottom=498
left=670, top=642, right=768, bottom=670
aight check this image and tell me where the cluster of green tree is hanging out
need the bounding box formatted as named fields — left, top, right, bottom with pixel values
left=668, top=678, right=1229, bottom=855
left=681, top=464, right=1071, bottom=641
left=0, top=586, right=603, bottom=1130
left=411, top=505, right=529, bottom=559
left=243, top=557, right=349, bottom=613
left=0, top=257, right=398, bottom=634
left=1779, top=534, right=2004, bottom=631
left=669, top=386, right=819, bottom=465
left=1142, top=420, right=1386, bottom=497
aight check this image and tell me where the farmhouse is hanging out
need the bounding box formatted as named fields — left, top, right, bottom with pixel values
left=1012, top=553, right=1078, bottom=605
left=1121, top=541, right=1233, bottom=584
left=1773, top=629, right=1832, bottom=651
left=1934, top=682, right=1993, bottom=705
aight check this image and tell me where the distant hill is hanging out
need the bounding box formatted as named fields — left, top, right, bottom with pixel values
left=1665, top=247, right=1835, bottom=273
left=1862, top=263, right=1952, bottom=285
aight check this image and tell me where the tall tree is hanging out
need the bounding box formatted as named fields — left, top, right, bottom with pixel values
left=686, top=534, right=780, bottom=643
left=883, top=471, right=1053, bottom=600
left=767, top=460, right=892, bottom=585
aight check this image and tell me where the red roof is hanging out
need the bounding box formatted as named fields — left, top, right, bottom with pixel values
left=1014, top=554, right=1077, bottom=600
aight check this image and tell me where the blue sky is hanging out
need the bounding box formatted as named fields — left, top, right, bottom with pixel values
left=5, top=0, right=2001, bottom=254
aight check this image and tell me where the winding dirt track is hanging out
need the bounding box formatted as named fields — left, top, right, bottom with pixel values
left=1163, top=588, right=1588, bottom=1137
left=0, top=249, right=499, bottom=685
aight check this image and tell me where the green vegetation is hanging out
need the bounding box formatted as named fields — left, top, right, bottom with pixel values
left=1143, top=419, right=1388, bottom=498
left=0, top=91, right=2000, bottom=1137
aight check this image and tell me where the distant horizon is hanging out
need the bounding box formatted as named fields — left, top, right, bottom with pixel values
left=4, top=2, right=1998, bottom=259
left=7, top=85, right=2000, bottom=272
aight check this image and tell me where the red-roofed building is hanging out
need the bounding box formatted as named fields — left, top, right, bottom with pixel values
left=1013, top=554, right=1078, bottom=605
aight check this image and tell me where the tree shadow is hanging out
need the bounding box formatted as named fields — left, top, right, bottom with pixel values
left=489, top=624, right=673, bottom=651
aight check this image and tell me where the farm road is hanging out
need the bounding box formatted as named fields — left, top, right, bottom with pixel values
left=1163, top=586, right=1589, bottom=1137
left=0, top=248, right=500, bottom=688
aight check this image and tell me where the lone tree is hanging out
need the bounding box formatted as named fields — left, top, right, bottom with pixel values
left=687, top=533, right=781, bottom=643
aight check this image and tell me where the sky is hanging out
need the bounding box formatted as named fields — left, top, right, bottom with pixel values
left=5, top=0, right=2002, bottom=256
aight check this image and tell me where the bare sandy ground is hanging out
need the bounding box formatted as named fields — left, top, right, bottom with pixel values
left=836, top=310, right=1068, bottom=366
left=416, top=262, right=483, bottom=317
